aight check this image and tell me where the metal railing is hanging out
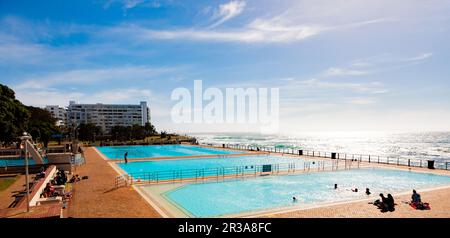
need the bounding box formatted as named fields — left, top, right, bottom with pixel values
left=214, top=143, right=450, bottom=170
left=0, top=149, right=21, bottom=156
left=115, top=159, right=360, bottom=188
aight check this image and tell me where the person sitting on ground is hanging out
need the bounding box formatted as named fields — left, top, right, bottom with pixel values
left=409, top=190, right=431, bottom=210
left=386, top=194, right=395, bottom=212
left=411, top=190, right=421, bottom=205
left=374, top=193, right=388, bottom=211
left=61, top=171, right=67, bottom=184
left=366, top=188, right=371, bottom=196
left=43, top=182, right=55, bottom=198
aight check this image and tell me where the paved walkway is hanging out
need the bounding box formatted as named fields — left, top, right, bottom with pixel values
left=65, top=147, right=161, bottom=218
left=262, top=187, right=450, bottom=218
left=0, top=174, right=25, bottom=209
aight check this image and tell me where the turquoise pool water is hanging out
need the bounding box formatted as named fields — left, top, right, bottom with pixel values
left=0, top=157, right=49, bottom=167
left=97, top=145, right=243, bottom=159
left=164, top=168, right=450, bottom=217
left=119, top=155, right=324, bottom=180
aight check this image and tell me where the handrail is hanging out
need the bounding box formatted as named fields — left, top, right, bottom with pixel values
left=114, top=159, right=359, bottom=188
left=211, top=143, right=450, bottom=171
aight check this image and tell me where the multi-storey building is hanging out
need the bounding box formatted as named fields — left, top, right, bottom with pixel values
left=45, top=105, right=67, bottom=127
left=67, top=101, right=150, bottom=133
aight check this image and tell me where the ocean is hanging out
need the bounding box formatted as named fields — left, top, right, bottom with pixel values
left=191, top=132, right=450, bottom=162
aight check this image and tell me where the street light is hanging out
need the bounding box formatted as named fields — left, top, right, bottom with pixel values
left=20, top=132, right=32, bottom=213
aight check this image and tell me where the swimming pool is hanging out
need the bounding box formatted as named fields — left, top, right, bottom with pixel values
left=0, top=157, right=49, bottom=167
left=97, top=144, right=243, bottom=159
left=162, top=168, right=450, bottom=217
left=118, top=155, right=325, bottom=180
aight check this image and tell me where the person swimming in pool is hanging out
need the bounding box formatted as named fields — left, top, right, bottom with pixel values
left=334, top=184, right=338, bottom=190
left=293, top=196, right=297, bottom=202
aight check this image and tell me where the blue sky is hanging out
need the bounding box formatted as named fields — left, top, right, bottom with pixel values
left=1, top=0, right=450, bottom=133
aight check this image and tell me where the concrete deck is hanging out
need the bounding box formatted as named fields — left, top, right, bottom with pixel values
left=64, top=147, right=161, bottom=218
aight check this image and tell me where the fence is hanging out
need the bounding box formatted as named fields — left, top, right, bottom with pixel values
left=214, top=143, right=450, bottom=171
left=0, top=149, right=21, bottom=157
left=115, top=158, right=360, bottom=188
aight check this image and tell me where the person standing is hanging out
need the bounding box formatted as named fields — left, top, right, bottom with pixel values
left=124, top=152, right=128, bottom=164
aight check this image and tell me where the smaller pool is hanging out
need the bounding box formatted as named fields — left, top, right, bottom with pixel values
left=97, top=144, right=243, bottom=159
left=0, top=157, right=49, bottom=167
left=163, top=168, right=450, bottom=217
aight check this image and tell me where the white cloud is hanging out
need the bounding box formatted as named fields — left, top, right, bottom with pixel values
left=14, top=65, right=177, bottom=90
left=123, top=0, right=145, bottom=9
left=324, top=67, right=370, bottom=76
left=348, top=98, right=376, bottom=105
left=122, top=17, right=384, bottom=43
left=14, top=87, right=154, bottom=107
left=209, top=1, right=246, bottom=28
left=402, top=53, right=433, bottom=62
left=284, top=78, right=387, bottom=95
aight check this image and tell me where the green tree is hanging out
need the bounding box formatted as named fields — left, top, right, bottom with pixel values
left=77, top=123, right=102, bottom=142
left=144, top=122, right=157, bottom=136
left=111, top=125, right=129, bottom=141
left=27, top=106, right=60, bottom=148
left=0, top=84, right=30, bottom=145
left=131, top=124, right=146, bottom=140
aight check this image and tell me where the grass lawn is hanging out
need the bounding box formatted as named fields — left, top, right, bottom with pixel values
left=0, top=175, right=20, bottom=192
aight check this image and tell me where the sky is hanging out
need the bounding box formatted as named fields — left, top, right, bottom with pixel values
left=1, top=0, right=450, bottom=134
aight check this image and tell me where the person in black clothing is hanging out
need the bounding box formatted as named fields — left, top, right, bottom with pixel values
left=374, top=193, right=388, bottom=212
left=124, top=152, right=128, bottom=164
left=386, top=194, right=395, bottom=212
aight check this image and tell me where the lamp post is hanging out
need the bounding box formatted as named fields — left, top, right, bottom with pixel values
left=20, top=132, right=32, bottom=213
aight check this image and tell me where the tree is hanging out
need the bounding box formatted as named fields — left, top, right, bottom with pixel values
left=77, top=123, right=102, bottom=142
left=27, top=106, right=60, bottom=148
left=111, top=125, right=129, bottom=141
left=131, top=124, right=146, bottom=140
left=0, top=84, right=30, bottom=145
left=144, top=122, right=157, bottom=136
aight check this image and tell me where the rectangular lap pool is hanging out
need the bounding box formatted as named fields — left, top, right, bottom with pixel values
left=96, top=144, right=244, bottom=159
left=118, top=155, right=326, bottom=180
left=0, top=157, right=49, bottom=167
left=158, top=168, right=450, bottom=217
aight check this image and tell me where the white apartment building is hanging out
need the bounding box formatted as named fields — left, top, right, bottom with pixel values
left=67, top=101, right=150, bottom=133
left=45, top=105, right=67, bottom=127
